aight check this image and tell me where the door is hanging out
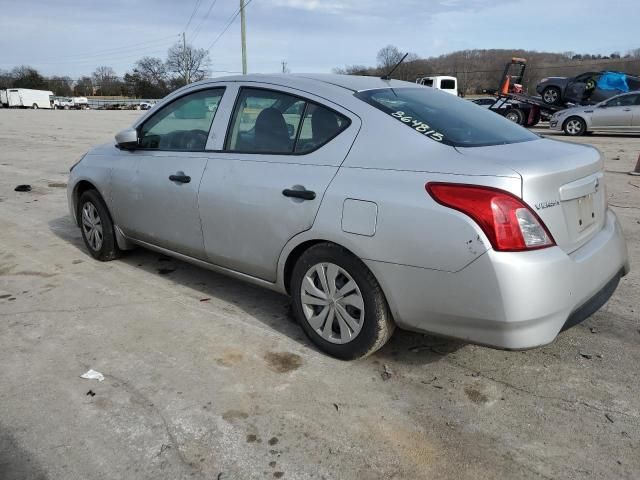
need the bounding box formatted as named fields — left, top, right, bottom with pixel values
left=198, top=86, right=359, bottom=282
left=591, top=94, right=636, bottom=129
left=628, top=94, right=640, bottom=128
left=110, top=87, right=225, bottom=259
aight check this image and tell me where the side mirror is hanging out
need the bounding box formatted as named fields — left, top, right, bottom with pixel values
left=115, top=128, right=138, bottom=150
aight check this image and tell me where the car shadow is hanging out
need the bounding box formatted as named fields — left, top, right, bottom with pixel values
left=48, top=215, right=463, bottom=364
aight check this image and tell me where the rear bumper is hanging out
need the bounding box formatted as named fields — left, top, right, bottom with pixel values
left=366, top=209, right=629, bottom=349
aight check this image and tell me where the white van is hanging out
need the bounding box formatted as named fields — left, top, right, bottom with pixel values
left=7, top=88, right=54, bottom=109
left=416, top=76, right=458, bottom=96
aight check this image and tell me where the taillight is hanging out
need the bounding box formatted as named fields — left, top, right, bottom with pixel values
left=426, top=183, right=555, bottom=252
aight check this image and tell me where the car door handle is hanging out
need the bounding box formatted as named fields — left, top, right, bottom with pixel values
left=282, top=188, right=316, bottom=200
left=169, top=174, right=191, bottom=183
left=623, top=108, right=631, bottom=111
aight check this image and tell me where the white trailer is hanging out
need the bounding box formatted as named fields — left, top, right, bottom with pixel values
left=7, top=88, right=54, bottom=109
left=416, top=76, right=458, bottom=96
left=0, top=89, right=8, bottom=107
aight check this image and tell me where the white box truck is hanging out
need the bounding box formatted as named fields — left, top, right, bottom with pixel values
left=7, top=88, right=54, bottom=109
left=0, top=89, right=8, bottom=107
left=416, top=76, right=458, bottom=96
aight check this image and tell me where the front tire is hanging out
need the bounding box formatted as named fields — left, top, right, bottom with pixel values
left=32, top=103, right=38, bottom=109
left=78, top=190, right=121, bottom=261
left=291, top=243, right=395, bottom=360
left=563, top=116, right=586, bottom=136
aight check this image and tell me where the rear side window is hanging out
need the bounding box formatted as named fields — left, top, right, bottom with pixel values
left=355, top=88, right=538, bottom=148
left=295, top=104, right=349, bottom=153
left=606, top=94, right=639, bottom=107
left=440, top=79, right=456, bottom=90
left=226, top=88, right=349, bottom=154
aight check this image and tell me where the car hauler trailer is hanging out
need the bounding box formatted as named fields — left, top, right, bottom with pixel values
left=486, top=58, right=565, bottom=126
left=7, top=88, right=54, bottom=109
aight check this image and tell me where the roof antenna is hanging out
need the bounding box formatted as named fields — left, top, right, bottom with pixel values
left=381, top=53, right=408, bottom=81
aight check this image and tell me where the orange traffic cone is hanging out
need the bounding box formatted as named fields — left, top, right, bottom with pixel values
left=630, top=153, right=640, bottom=176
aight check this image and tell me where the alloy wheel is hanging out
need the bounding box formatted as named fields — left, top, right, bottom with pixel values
left=565, top=119, right=582, bottom=135
left=81, top=201, right=103, bottom=251
left=543, top=89, right=558, bottom=103
left=300, top=262, right=365, bottom=344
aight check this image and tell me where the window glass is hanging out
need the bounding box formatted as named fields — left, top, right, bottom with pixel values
left=355, top=88, right=538, bottom=148
left=606, top=94, right=638, bottom=107
left=226, top=88, right=304, bottom=153
left=139, top=88, right=224, bottom=151
left=295, top=104, right=349, bottom=153
left=422, top=79, right=434, bottom=87
left=440, top=79, right=456, bottom=90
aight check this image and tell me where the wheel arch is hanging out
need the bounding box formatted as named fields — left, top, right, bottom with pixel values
left=279, top=237, right=399, bottom=322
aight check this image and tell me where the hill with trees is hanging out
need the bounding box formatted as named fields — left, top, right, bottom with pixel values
left=336, top=46, right=640, bottom=95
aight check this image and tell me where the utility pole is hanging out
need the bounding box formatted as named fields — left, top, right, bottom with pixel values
left=183, top=32, right=190, bottom=84
left=240, top=0, right=247, bottom=74
left=281, top=61, right=287, bottom=74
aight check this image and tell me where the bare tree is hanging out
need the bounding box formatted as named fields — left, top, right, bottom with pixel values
left=376, top=45, right=404, bottom=71
left=135, top=57, right=168, bottom=85
left=74, top=76, right=94, bottom=96
left=92, top=66, right=120, bottom=95
left=48, top=76, right=74, bottom=96
left=11, top=65, right=47, bottom=89
left=166, top=42, right=210, bottom=85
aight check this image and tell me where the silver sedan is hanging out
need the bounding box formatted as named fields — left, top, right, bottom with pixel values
left=68, top=74, right=629, bottom=359
left=550, top=91, right=640, bottom=135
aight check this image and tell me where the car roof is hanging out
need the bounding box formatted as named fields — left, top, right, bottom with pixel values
left=192, top=73, right=416, bottom=93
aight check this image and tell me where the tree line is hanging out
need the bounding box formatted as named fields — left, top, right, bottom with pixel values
left=336, top=46, right=640, bottom=95
left=0, top=41, right=210, bottom=98
left=2, top=43, right=639, bottom=99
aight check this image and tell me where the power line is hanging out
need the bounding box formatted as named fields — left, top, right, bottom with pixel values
left=204, top=0, right=255, bottom=52
left=190, top=0, right=219, bottom=42
left=184, top=0, right=204, bottom=33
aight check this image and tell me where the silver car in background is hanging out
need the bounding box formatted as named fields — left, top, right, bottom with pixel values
left=67, top=74, right=629, bottom=359
left=550, top=91, right=640, bottom=135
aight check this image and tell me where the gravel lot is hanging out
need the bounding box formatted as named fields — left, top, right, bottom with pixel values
left=0, top=110, right=639, bottom=480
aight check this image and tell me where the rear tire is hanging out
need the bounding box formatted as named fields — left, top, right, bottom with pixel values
left=291, top=243, right=395, bottom=360
left=32, top=103, right=38, bottom=109
left=78, top=190, right=121, bottom=261
left=504, top=108, right=524, bottom=125
left=542, top=86, right=561, bottom=105
left=563, top=116, right=586, bottom=136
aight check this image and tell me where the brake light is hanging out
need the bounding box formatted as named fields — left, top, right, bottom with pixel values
left=426, top=183, right=555, bottom=252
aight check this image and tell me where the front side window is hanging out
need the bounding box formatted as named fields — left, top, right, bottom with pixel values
left=139, top=88, right=224, bottom=151
left=226, top=88, right=349, bottom=154
left=355, top=88, right=538, bottom=148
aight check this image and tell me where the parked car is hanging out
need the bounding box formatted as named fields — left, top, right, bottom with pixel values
left=67, top=74, right=629, bottom=359
left=537, top=71, right=640, bottom=106
left=549, top=91, right=640, bottom=136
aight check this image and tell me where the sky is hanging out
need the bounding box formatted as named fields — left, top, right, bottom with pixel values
left=0, top=0, right=637, bottom=79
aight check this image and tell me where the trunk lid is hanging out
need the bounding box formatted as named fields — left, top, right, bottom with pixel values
left=458, top=138, right=606, bottom=253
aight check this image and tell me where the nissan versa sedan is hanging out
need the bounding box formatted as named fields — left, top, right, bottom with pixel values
left=550, top=91, right=640, bottom=136
left=68, top=74, right=630, bottom=359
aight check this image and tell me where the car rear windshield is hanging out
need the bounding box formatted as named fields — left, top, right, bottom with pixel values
left=355, top=88, right=539, bottom=148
